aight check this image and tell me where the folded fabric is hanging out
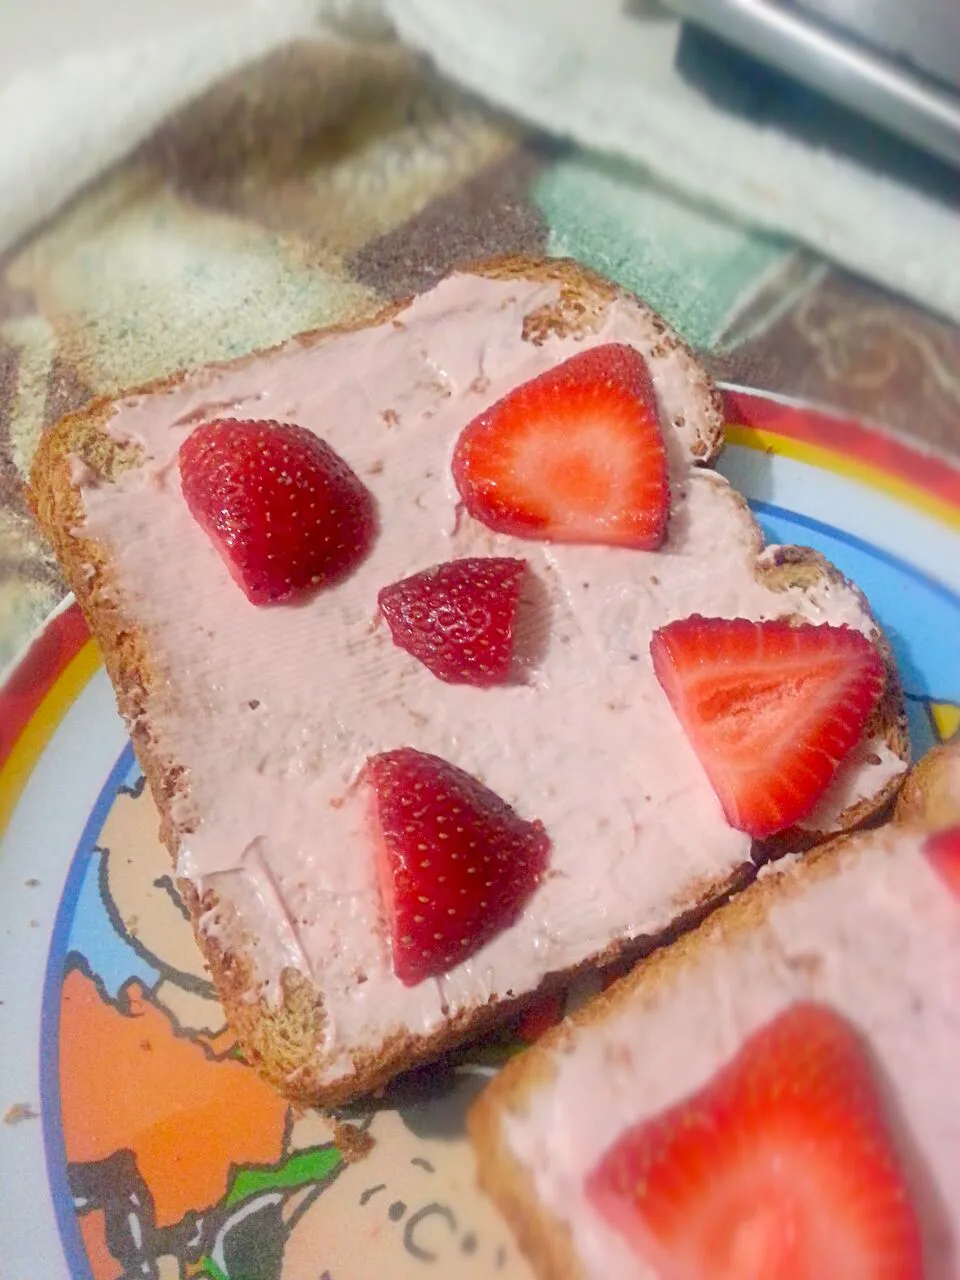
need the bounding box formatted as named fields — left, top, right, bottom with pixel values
left=1, top=0, right=957, bottom=326
left=384, top=0, right=960, bottom=324
left=0, top=0, right=385, bottom=256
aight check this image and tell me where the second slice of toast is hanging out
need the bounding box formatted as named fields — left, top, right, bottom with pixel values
left=29, top=256, right=907, bottom=1104
left=469, top=742, right=960, bottom=1279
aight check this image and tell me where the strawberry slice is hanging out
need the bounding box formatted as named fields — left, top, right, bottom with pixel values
left=650, top=616, right=885, bottom=838
left=366, top=748, right=549, bottom=985
left=451, top=343, right=669, bottom=549
left=586, top=1002, right=923, bottom=1280
left=923, top=824, right=960, bottom=898
left=378, top=557, right=526, bottom=687
left=179, top=419, right=375, bottom=605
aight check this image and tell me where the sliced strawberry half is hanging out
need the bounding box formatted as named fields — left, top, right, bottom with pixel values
left=366, top=748, right=549, bottom=986
left=923, top=824, right=960, bottom=899
left=179, top=418, right=375, bottom=605
left=586, top=1002, right=923, bottom=1280
left=451, top=343, right=669, bottom=549
left=378, top=557, right=526, bottom=687
left=650, top=616, right=885, bottom=838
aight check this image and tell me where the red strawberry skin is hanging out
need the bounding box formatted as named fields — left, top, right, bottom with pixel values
left=451, top=343, right=669, bottom=550
left=586, top=1002, right=924, bottom=1280
left=923, top=824, right=960, bottom=898
left=366, top=748, right=549, bottom=986
left=179, top=419, right=375, bottom=605
left=378, top=557, right=526, bottom=687
left=650, top=616, right=885, bottom=838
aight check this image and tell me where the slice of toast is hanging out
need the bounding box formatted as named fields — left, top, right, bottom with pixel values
left=28, top=256, right=908, bottom=1105
left=468, top=740, right=960, bottom=1280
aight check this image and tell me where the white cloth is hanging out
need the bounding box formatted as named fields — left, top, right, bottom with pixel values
left=0, top=0, right=383, bottom=253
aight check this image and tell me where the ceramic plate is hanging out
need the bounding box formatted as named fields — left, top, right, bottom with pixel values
left=2, top=387, right=959, bottom=1280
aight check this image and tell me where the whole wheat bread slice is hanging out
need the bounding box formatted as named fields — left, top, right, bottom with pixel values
left=28, top=256, right=907, bottom=1106
left=468, top=739, right=960, bottom=1280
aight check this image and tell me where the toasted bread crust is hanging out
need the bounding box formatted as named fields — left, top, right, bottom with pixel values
left=896, top=739, right=960, bottom=829
left=27, top=255, right=907, bottom=1107
left=467, top=742, right=959, bottom=1280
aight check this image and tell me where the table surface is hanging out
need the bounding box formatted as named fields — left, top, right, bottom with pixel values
left=2, top=37, right=958, bottom=669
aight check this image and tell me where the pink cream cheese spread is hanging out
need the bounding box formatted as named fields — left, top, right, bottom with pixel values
left=502, top=827, right=960, bottom=1278
left=75, top=272, right=905, bottom=1086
